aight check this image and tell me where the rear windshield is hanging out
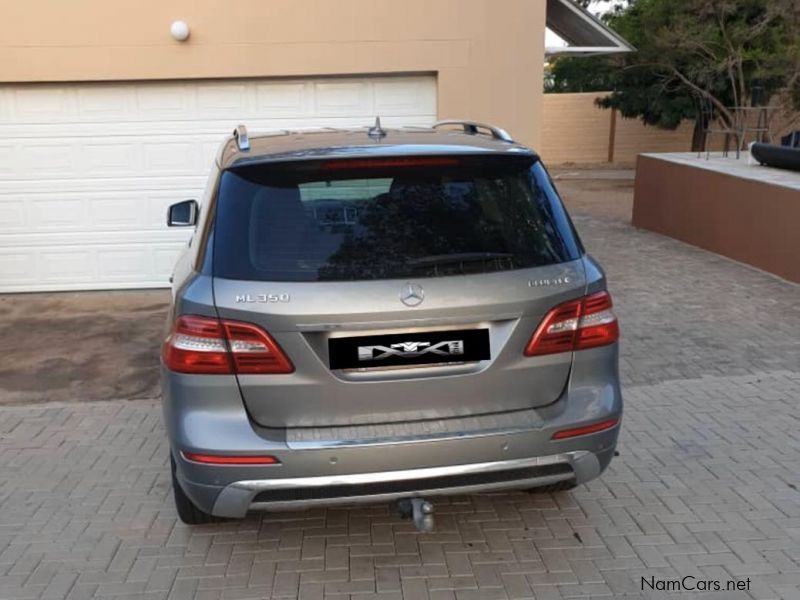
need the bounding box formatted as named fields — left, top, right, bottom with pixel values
left=212, top=155, right=582, bottom=282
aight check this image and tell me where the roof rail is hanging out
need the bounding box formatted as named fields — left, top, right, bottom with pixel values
left=432, top=119, right=514, bottom=143
left=233, top=124, right=250, bottom=151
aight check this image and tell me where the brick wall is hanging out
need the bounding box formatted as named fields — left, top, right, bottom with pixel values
left=541, top=92, right=696, bottom=165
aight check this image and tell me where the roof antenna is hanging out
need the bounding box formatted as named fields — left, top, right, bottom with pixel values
left=367, top=116, right=387, bottom=139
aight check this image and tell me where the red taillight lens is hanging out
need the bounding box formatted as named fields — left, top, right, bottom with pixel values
left=182, top=452, right=280, bottom=465
left=525, top=291, right=619, bottom=357
left=162, top=315, right=232, bottom=374
left=162, top=315, right=294, bottom=375
left=222, top=321, right=294, bottom=374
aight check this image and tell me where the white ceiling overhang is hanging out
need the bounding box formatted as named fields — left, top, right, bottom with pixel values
left=546, top=0, right=635, bottom=56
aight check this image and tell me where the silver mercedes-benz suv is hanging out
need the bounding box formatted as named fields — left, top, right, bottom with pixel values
left=161, top=120, right=621, bottom=526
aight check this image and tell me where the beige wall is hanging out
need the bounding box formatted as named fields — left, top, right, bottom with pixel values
left=541, top=92, right=613, bottom=164
left=541, top=92, right=696, bottom=164
left=613, top=118, right=696, bottom=163
left=0, top=0, right=547, bottom=149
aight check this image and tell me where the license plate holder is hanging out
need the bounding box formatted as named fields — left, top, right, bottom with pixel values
left=328, top=329, right=490, bottom=370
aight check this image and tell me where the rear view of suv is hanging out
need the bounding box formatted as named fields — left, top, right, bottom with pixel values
left=161, top=120, right=621, bottom=525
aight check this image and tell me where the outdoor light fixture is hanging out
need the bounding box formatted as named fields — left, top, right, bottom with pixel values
left=170, top=20, right=190, bottom=42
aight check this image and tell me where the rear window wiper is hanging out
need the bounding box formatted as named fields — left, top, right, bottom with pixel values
left=406, top=252, right=515, bottom=268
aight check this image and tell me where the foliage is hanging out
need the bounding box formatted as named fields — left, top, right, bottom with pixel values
left=546, top=0, right=800, bottom=131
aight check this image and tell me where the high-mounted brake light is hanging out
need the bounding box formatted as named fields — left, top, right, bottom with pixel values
left=321, top=157, right=461, bottom=170
left=162, top=315, right=294, bottom=375
left=182, top=452, right=280, bottom=465
left=525, top=291, right=619, bottom=357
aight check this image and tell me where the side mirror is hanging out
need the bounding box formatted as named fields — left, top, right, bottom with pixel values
left=167, top=200, right=198, bottom=227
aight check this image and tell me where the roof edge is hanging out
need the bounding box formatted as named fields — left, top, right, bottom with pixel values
left=546, top=0, right=635, bottom=56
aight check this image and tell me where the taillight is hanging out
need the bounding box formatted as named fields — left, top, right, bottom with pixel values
left=575, top=292, right=619, bottom=351
left=162, top=315, right=294, bottom=375
left=525, top=291, right=619, bottom=357
left=222, top=321, right=294, bottom=374
left=162, top=316, right=232, bottom=374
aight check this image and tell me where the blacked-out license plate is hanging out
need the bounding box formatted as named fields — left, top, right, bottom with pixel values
left=328, top=329, right=490, bottom=370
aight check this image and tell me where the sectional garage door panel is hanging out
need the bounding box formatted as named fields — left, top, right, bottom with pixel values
left=0, top=76, right=437, bottom=292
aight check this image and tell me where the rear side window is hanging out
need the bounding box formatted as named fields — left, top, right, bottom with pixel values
left=213, top=155, right=582, bottom=282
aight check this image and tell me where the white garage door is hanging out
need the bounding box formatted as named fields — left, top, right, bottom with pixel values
left=0, top=75, right=437, bottom=292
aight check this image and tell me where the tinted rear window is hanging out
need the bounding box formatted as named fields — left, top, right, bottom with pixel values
left=213, top=155, right=582, bottom=282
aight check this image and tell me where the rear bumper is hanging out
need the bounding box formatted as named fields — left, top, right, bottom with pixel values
left=169, top=406, right=620, bottom=518
left=163, top=343, right=622, bottom=517
left=210, top=448, right=610, bottom=517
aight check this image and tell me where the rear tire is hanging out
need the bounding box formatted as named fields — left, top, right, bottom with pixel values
left=170, top=454, right=219, bottom=524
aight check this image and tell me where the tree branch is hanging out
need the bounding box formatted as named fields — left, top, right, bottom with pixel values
left=666, top=65, right=736, bottom=125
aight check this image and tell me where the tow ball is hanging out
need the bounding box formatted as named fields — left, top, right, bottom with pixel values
left=395, top=497, right=435, bottom=532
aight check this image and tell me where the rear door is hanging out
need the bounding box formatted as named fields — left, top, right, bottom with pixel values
left=212, top=154, right=586, bottom=428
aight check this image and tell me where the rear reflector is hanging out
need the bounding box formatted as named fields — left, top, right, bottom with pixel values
left=525, top=291, right=619, bottom=356
left=551, top=418, right=619, bottom=440
left=182, top=452, right=280, bottom=465
left=162, top=315, right=294, bottom=375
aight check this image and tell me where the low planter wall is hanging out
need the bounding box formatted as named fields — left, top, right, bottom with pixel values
left=633, top=154, right=800, bottom=283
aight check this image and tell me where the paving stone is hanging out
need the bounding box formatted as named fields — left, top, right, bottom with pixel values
left=1, top=192, right=800, bottom=599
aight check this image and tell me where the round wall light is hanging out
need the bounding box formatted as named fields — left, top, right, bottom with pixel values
left=170, top=20, right=190, bottom=42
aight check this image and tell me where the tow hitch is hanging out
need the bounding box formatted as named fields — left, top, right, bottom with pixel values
left=395, top=497, right=435, bottom=532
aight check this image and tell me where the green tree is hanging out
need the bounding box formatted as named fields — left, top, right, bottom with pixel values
left=547, top=0, right=800, bottom=145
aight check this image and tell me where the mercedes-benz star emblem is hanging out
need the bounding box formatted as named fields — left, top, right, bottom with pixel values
left=400, top=283, right=424, bottom=307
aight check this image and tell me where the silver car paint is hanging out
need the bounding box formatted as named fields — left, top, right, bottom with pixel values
left=161, top=128, right=622, bottom=517
left=213, top=261, right=585, bottom=428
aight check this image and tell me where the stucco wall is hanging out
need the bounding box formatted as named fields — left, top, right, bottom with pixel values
left=541, top=92, right=696, bottom=164
left=0, top=0, right=547, bottom=149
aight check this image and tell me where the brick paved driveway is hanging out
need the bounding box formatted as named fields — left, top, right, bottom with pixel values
left=2, top=177, right=799, bottom=599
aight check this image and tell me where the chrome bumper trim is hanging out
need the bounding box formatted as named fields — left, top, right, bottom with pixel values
left=212, top=451, right=595, bottom=518
left=249, top=474, right=571, bottom=511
